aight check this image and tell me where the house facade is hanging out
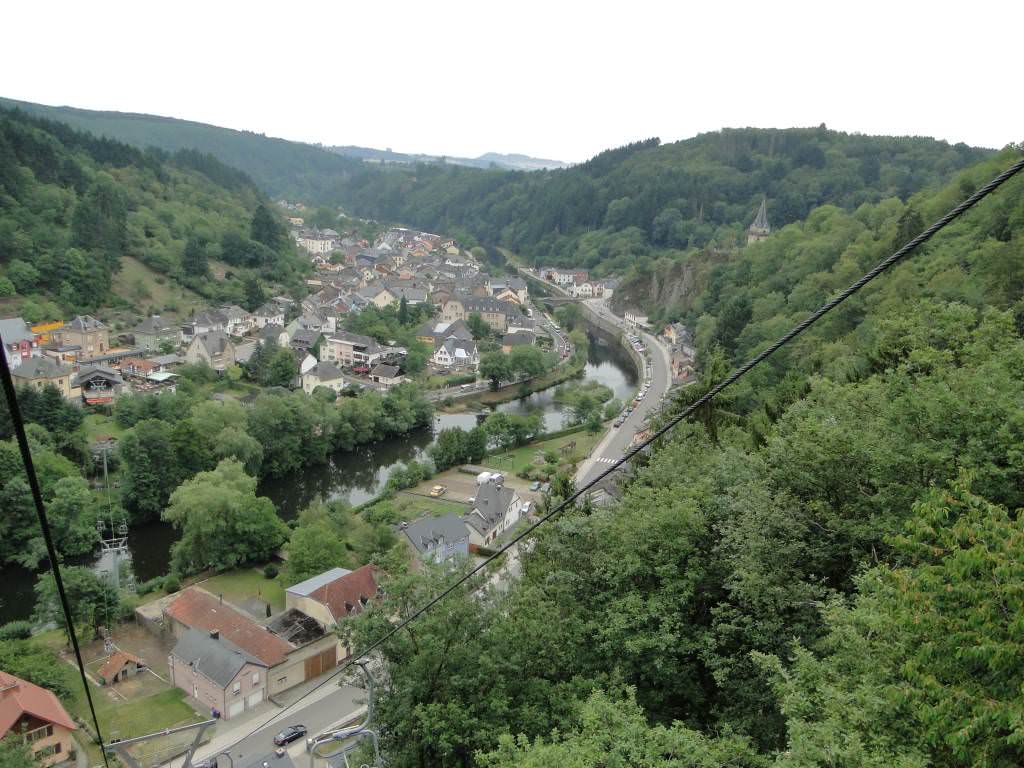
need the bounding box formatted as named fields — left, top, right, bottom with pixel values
left=301, top=362, right=345, bottom=394
left=321, top=332, right=382, bottom=367
left=0, top=670, right=78, bottom=767
left=169, top=628, right=268, bottom=720
left=186, top=331, right=236, bottom=371
left=132, top=315, right=179, bottom=351
left=0, top=317, right=38, bottom=370
left=432, top=336, right=479, bottom=370
left=369, top=363, right=403, bottom=391
left=9, top=357, right=73, bottom=398
left=163, top=588, right=338, bottom=698
left=440, top=296, right=516, bottom=333
left=463, top=476, right=525, bottom=546
left=59, top=315, right=108, bottom=359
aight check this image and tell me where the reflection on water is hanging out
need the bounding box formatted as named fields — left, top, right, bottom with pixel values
left=0, top=329, right=637, bottom=622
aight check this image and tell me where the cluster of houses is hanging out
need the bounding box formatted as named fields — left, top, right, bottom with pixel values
left=149, top=564, right=380, bottom=721
left=398, top=472, right=527, bottom=563
left=537, top=267, right=616, bottom=299
left=293, top=225, right=538, bottom=376
left=0, top=222, right=544, bottom=407
left=144, top=470, right=523, bottom=725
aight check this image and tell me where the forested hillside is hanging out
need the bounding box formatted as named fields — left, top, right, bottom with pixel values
left=332, top=128, right=992, bottom=270
left=0, top=96, right=371, bottom=202
left=349, top=151, right=1024, bottom=767
left=0, top=108, right=308, bottom=319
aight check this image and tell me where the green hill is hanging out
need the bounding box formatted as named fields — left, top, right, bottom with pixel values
left=0, top=96, right=367, bottom=202
left=0, top=107, right=308, bottom=322
left=332, top=129, right=994, bottom=273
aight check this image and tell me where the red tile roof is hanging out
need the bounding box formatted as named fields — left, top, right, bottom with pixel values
left=97, top=650, right=145, bottom=682
left=310, top=565, right=380, bottom=623
left=165, top=588, right=292, bottom=666
left=0, top=671, right=76, bottom=736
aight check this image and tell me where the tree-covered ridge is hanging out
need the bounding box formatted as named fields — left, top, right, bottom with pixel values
left=0, top=107, right=307, bottom=317
left=347, top=152, right=1024, bottom=767
left=331, top=127, right=992, bottom=271
left=0, top=96, right=366, bottom=201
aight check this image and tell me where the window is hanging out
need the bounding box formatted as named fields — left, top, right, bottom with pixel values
left=232, top=681, right=241, bottom=694
left=24, top=724, right=53, bottom=743
left=278, top=676, right=288, bottom=685
left=34, top=744, right=60, bottom=758
left=251, top=671, right=260, bottom=686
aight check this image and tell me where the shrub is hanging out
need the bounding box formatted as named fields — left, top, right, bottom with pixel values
left=0, top=621, right=33, bottom=640
left=263, top=563, right=279, bottom=579
left=135, top=577, right=165, bottom=596
left=163, top=574, right=181, bottom=593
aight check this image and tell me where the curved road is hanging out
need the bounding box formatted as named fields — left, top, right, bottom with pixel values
left=575, top=299, right=673, bottom=487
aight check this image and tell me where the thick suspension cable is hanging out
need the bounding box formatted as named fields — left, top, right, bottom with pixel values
left=190, top=153, right=1024, bottom=754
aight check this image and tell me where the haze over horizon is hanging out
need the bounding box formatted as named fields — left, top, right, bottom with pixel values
left=3, top=0, right=1019, bottom=163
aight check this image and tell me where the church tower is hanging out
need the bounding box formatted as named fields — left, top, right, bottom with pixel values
left=747, top=197, right=770, bottom=244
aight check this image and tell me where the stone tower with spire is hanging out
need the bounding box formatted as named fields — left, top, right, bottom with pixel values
left=747, top=197, right=770, bottom=244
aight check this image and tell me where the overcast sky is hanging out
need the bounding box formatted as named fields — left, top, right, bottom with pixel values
left=3, top=1, right=1018, bottom=163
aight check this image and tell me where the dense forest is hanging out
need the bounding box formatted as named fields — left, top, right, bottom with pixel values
left=347, top=151, right=1024, bottom=767
left=0, top=107, right=307, bottom=319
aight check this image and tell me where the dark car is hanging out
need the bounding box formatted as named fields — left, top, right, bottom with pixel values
left=273, top=725, right=308, bottom=746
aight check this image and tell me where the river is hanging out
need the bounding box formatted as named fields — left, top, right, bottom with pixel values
left=0, top=329, right=636, bottom=623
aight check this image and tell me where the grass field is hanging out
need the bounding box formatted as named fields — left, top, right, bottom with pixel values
left=200, top=567, right=285, bottom=613
left=483, top=429, right=603, bottom=475
left=393, top=492, right=471, bottom=518
left=82, top=413, right=127, bottom=442
left=110, top=255, right=204, bottom=319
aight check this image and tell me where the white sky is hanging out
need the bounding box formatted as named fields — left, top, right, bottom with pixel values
left=2, top=0, right=1019, bottom=163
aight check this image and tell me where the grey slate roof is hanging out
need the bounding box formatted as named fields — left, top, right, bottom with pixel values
left=10, top=356, right=70, bottom=380
left=400, top=514, right=468, bottom=555
left=266, top=609, right=327, bottom=646
left=132, top=315, right=176, bottom=335
left=370, top=363, right=400, bottom=380
left=440, top=336, right=477, bottom=359
left=194, top=330, right=233, bottom=356
left=171, top=628, right=266, bottom=688
left=72, top=365, right=123, bottom=387
left=65, top=315, right=106, bottom=332
left=286, top=567, right=352, bottom=597
left=464, top=481, right=519, bottom=537
left=0, top=317, right=33, bottom=345
left=307, top=362, right=343, bottom=382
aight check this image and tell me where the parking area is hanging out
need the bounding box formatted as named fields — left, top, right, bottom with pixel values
left=409, top=467, right=543, bottom=506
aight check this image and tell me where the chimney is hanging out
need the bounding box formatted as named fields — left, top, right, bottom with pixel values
left=209, top=629, right=219, bottom=640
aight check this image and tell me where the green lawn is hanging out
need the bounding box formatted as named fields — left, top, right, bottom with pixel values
left=51, top=661, right=200, bottom=763
left=201, top=567, right=285, bottom=612
left=82, top=413, right=126, bottom=442
left=110, top=255, right=204, bottom=319
left=394, top=493, right=470, bottom=518
left=483, top=429, right=604, bottom=475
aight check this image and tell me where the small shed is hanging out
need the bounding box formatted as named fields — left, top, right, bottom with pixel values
left=98, top=650, right=146, bottom=685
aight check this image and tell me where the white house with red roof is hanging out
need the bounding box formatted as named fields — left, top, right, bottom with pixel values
left=0, top=670, right=77, bottom=767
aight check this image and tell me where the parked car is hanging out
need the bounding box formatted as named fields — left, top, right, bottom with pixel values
left=273, top=725, right=308, bottom=746
left=539, top=482, right=551, bottom=494
left=529, top=480, right=541, bottom=491
left=614, top=417, right=625, bottom=427
left=429, top=485, right=447, bottom=497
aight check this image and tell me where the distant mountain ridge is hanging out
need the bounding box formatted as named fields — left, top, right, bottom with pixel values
left=327, top=145, right=568, bottom=171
